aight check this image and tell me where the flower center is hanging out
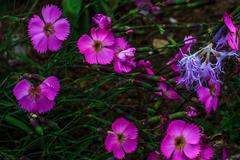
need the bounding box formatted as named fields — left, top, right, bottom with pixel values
left=93, top=41, right=102, bottom=52
left=210, top=85, right=215, bottom=96
left=29, top=87, right=41, bottom=100
left=174, top=136, right=186, bottom=150
left=117, top=133, right=125, bottom=144
left=43, top=23, right=55, bottom=36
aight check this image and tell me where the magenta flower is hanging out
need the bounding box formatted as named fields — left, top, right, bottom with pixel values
left=135, top=0, right=160, bottom=15
left=147, top=151, right=161, bottom=160
left=28, top=4, right=70, bottom=53
left=137, top=60, right=155, bottom=75
left=186, top=106, right=198, bottom=118
left=111, top=38, right=136, bottom=74
left=104, top=117, right=138, bottom=159
left=195, top=144, right=214, bottom=160
left=221, top=146, right=228, bottom=160
left=155, top=82, right=181, bottom=100
left=197, top=81, right=221, bottom=114
left=92, top=14, right=112, bottom=30
left=223, top=12, right=239, bottom=51
left=13, top=76, right=60, bottom=114
left=160, top=120, right=201, bottom=159
left=77, top=27, right=115, bottom=65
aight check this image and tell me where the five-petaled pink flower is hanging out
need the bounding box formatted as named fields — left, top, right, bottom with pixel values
left=77, top=27, right=115, bottom=65
left=104, top=117, right=138, bottom=159
left=197, top=81, right=221, bottom=114
left=111, top=37, right=136, bottom=74
left=155, top=82, right=181, bottom=100
left=28, top=4, right=70, bottom=53
left=92, top=14, right=112, bottom=30
left=223, top=12, right=239, bottom=51
left=160, top=120, right=201, bottom=160
left=13, top=76, right=60, bottom=113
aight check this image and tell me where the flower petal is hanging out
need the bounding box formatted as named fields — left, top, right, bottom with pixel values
left=84, top=48, right=97, bottom=64
left=160, top=135, right=175, bottom=158
left=113, top=144, right=125, bottom=159
left=182, top=124, right=200, bottom=144
left=183, top=143, right=201, bottom=159
left=200, top=144, right=214, bottom=160
left=77, top=35, right=94, bottom=53
left=173, top=150, right=185, bottom=160
left=18, top=95, right=37, bottom=113
left=122, top=138, right=137, bottom=153
left=167, top=120, right=185, bottom=137
left=33, top=33, right=48, bottom=53
left=35, top=95, right=55, bottom=113
left=28, top=15, right=45, bottom=37
left=53, top=18, right=70, bottom=41
left=42, top=5, right=62, bottom=23
left=96, top=48, right=114, bottom=64
left=197, top=86, right=210, bottom=104
left=47, top=35, right=63, bottom=52
left=39, top=76, right=60, bottom=101
left=104, top=132, right=118, bottom=152
left=223, top=12, right=237, bottom=33
left=123, top=122, right=138, bottom=139
left=13, top=79, right=32, bottom=100
left=112, top=118, right=129, bottom=134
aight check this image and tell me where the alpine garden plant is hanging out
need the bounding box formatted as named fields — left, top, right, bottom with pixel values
left=0, top=0, right=239, bottom=159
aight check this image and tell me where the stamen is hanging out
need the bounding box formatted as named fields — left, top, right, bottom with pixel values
left=93, top=41, right=103, bottom=52
left=43, top=23, right=55, bottom=36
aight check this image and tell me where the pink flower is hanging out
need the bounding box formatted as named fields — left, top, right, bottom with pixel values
left=160, top=120, right=201, bottom=159
left=92, top=14, right=112, bottom=30
left=13, top=76, right=60, bottom=113
left=186, top=106, right=198, bottom=118
left=77, top=27, right=115, bottom=65
left=194, top=144, right=214, bottom=160
left=223, top=12, right=239, bottom=51
left=135, top=0, right=160, bottom=15
left=221, top=146, right=228, bottom=160
left=137, top=60, right=155, bottom=75
left=111, top=38, right=136, bottom=73
left=197, top=81, right=221, bottom=114
left=155, top=82, right=181, bottom=100
left=147, top=151, right=161, bottom=160
left=28, top=4, right=70, bottom=53
left=104, top=117, right=138, bottom=159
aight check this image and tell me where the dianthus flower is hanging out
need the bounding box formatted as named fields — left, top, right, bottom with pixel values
left=135, top=0, right=160, bottom=15
left=77, top=27, right=115, bottom=64
left=13, top=76, right=60, bottom=113
left=111, top=37, right=136, bottom=74
left=147, top=151, right=161, bottom=160
left=92, top=14, right=112, bottom=30
left=105, top=118, right=138, bottom=159
left=28, top=5, right=70, bottom=53
left=155, top=82, right=181, bottom=100
left=194, top=144, right=214, bottom=160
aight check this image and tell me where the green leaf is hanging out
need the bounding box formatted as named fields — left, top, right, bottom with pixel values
left=62, top=0, right=82, bottom=28
left=1, top=115, right=32, bottom=134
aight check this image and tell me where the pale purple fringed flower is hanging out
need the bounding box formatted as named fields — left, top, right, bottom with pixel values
left=167, top=35, right=197, bottom=72
left=178, top=54, right=202, bottom=90
left=92, top=14, right=112, bottom=30
left=28, top=5, right=70, bottom=53
left=135, top=0, right=160, bottom=15
left=77, top=27, right=115, bottom=65
left=104, top=117, right=138, bottom=159
left=111, top=38, right=136, bottom=74
left=13, top=76, right=60, bottom=113
left=178, top=42, right=237, bottom=90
